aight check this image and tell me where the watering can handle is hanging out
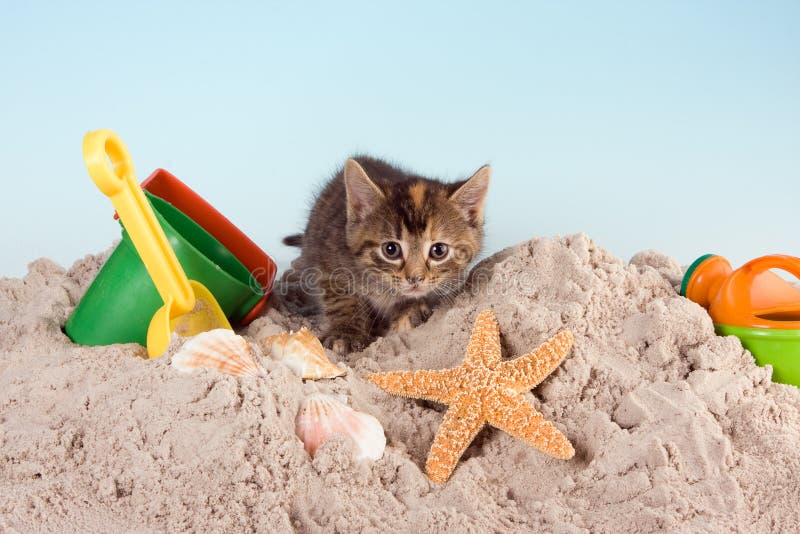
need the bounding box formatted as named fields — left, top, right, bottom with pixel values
left=735, top=255, right=800, bottom=293
left=82, top=129, right=195, bottom=315
left=711, top=254, right=800, bottom=328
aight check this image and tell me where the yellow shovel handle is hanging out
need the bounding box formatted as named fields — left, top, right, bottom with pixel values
left=82, top=129, right=194, bottom=315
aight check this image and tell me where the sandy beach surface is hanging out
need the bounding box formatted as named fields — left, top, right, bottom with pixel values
left=2, top=234, right=799, bottom=532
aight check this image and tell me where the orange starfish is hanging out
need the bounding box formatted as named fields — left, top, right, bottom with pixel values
left=366, top=309, right=575, bottom=483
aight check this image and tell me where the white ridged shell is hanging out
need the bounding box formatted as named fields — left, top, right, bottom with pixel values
left=295, top=393, right=386, bottom=461
left=171, top=329, right=267, bottom=377
left=264, top=327, right=345, bottom=379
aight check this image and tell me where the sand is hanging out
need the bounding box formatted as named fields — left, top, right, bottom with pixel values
left=2, top=234, right=799, bottom=533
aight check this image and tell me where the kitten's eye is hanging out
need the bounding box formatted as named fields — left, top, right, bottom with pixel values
left=429, top=243, right=449, bottom=260
left=382, top=241, right=402, bottom=260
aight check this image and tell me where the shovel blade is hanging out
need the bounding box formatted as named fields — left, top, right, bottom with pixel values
left=146, top=300, right=174, bottom=359
left=145, top=283, right=233, bottom=359
left=169, top=281, right=232, bottom=338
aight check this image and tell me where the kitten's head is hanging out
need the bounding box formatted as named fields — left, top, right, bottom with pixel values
left=343, top=157, right=490, bottom=302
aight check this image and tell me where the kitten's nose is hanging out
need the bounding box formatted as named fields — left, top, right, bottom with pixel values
left=406, top=274, right=424, bottom=285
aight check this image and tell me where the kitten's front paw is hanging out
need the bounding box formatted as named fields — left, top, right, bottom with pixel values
left=391, top=302, right=432, bottom=333
left=322, top=329, right=371, bottom=354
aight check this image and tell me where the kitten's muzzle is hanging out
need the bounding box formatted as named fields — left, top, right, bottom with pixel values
left=402, top=276, right=432, bottom=297
left=406, top=274, right=425, bottom=285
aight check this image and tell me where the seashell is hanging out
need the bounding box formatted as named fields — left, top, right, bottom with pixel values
left=295, top=393, right=386, bottom=461
left=264, top=327, right=345, bottom=379
left=171, top=329, right=267, bottom=377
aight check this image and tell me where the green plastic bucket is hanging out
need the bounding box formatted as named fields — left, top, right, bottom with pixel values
left=65, top=192, right=262, bottom=347
left=716, top=323, right=800, bottom=387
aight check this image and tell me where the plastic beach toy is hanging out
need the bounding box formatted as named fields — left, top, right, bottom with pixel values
left=65, top=191, right=262, bottom=349
left=77, top=129, right=232, bottom=358
left=138, top=169, right=277, bottom=324
left=682, top=254, right=800, bottom=386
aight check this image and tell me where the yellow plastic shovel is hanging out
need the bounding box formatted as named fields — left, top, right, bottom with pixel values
left=82, top=129, right=232, bottom=358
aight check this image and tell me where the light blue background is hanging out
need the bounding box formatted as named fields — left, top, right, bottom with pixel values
left=1, top=1, right=798, bottom=279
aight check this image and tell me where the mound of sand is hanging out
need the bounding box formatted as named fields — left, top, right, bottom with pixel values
left=2, top=235, right=799, bottom=532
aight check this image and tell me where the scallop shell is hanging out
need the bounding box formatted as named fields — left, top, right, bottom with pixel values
left=295, top=393, right=386, bottom=461
left=264, top=327, right=345, bottom=379
left=171, top=329, right=267, bottom=377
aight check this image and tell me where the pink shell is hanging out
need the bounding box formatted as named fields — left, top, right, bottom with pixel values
left=295, top=393, right=385, bottom=461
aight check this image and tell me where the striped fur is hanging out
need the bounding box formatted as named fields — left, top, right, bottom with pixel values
left=283, top=156, right=490, bottom=353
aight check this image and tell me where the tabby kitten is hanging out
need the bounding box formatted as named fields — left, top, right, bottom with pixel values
left=283, top=156, right=490, bottom=353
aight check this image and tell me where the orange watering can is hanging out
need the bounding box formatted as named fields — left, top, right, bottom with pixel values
left=681, top=254, right=800, bottom=386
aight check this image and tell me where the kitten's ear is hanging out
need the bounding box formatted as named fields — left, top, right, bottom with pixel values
left=344, top=159, right=385, bottom=223
left=450, top=164, right=491, bottom=225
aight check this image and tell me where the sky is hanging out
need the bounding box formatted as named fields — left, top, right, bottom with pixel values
left=1, top=1, right=798, bottom=279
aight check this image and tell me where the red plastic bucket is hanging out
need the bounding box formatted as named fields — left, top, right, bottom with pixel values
left=131, top=169, right=277, bottom=325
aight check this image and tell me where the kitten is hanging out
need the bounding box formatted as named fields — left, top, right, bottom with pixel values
left=283, top=156, right=490, bottom=353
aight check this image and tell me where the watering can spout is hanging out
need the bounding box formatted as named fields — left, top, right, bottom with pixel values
left=682, top=254, right=732, bottom=309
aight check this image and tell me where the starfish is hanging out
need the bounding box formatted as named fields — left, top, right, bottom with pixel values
left=366, top=309, right=575, bottom=483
